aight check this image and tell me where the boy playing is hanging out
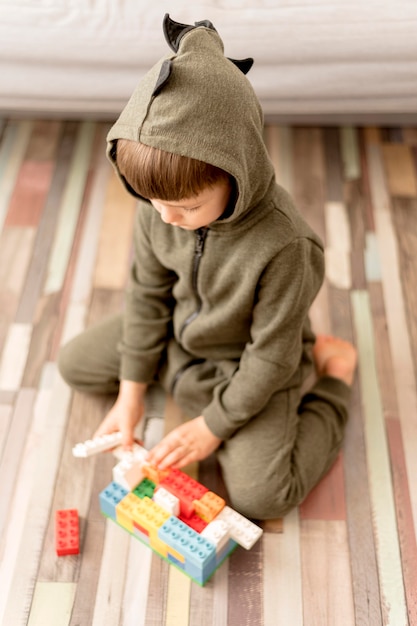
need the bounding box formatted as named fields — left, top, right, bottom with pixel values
left=59, top=15, right=356, bottom=519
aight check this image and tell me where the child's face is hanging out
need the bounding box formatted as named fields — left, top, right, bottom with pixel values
left=149, top=180, right=231, bottom=230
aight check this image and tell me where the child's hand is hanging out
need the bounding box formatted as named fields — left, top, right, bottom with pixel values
left=93, top=380, right=147, bottom=449
left=146, top=416, right=222, bottom=470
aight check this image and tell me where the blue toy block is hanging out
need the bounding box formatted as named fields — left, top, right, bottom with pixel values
left=158, top=516, right=217, bottom=580
left=99, top=482, right=129, bottom=519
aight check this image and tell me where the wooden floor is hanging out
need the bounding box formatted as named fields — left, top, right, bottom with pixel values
left=0, top=119, right=416, bottom=626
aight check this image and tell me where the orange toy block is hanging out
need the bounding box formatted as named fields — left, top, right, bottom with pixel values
left=142, top=464, right=170, bottom=485
left=193, top=491, right=226, bottom=522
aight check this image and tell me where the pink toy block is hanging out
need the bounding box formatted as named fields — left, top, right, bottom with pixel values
left=55, top=509, right=79, bottom=556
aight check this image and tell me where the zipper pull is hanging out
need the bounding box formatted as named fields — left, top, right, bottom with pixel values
left=195, top=227, right=208, bottom=257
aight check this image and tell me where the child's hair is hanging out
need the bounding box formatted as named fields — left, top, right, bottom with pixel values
left=116, top=139, right=231, bottom=200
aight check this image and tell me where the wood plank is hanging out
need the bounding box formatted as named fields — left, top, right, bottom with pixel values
left=263, top=508, right=303, bottom=626
left=70, top=125, right=111, bottom=305
left=93, top=170, right=136, bottom=290
left=293, top=127, right=331, bottom=335
left=340, top=127, right=361, bottom=180
left=381, top=144, right=417, bottom=197
left=293, top=127, right=327, bottom=242
left=0, top=366, right=53, bottom=622
left=299, top=453, right=346, bottom=521
left=0, top=389, right=36, bottom=547
left=390, top=198, right=417, bottom=380
left=323, top=127, right=344, bottom=201
left=91, top=521, right=130, bottom=626
left=122, top=540, right=153, bottom=626
left=69, top=423, right=116, bottom=626
left=364, top=232, right=382, bottom=282
left=327, top=282, right=383, bottom=624
left=211, top=560, right=229, bottom=626
left=359, top=129, right=376, bottom=231
left=351, top=290, right=408, bottom=625
left=386, top=418, right=417, bottom=624
left=0, top=323, right=32, bottom=391
left=301, top=520, right=355, bottom=625
left=324, top=201, right=352, bottom=289
left=345, top=180, right=367, bottom=289
left=144, top=556, right=169, bottom=626
left=166, top=568, right=191, bottom=626
left=264, top=125, right=294, bottom=193
left=5, top=161, right=54, bottom=227
left=402, top=128, right=417, bottom=145
left=15, top=122, right=75, bottom=324
left=0, top=227, right=35, bottom=351
left=1, top=368, right=72, bottom=626
left=0, top=120, right=33, bottom=231
left=45, top=121, right=96, bottom=295
left=227, top=537, right=263, bottom=626
left=25, top=120, right=62, bottom=161
left=27, top=582, right=76, bottom=626
left=363, top=127, right=381, bottom=145
left=368, top=144, right=417, bottom=533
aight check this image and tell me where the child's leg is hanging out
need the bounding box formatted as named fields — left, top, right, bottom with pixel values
left=58, top=315, right=122, bottom=395
left=217, top=336, right=357, bottom=519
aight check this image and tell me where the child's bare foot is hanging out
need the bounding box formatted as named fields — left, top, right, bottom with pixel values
left=313, top=335, right=357, bottom=386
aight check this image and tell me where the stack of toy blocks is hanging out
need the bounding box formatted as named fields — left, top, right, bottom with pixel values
left=73, top=433, right=263, bottom=585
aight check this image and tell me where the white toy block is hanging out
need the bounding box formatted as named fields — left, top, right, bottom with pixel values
left=214, top=506, right=263, bottom=550
left=72, top=432, right=123, bottom=457
left=200, top=519, right=231, bottom=552
left=112, top=442, right=148, bottom=462
left=112, top=453, right=145, bottom=491
left=152, top=486, right=180, bottom=516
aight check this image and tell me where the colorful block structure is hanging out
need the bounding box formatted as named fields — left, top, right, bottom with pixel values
left=73, top=433, right=263, bottom=585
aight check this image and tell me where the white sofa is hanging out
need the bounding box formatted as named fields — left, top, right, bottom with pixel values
left=1, top=0, right=417, bottom=123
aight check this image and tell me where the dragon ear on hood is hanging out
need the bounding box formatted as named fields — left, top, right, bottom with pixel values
left=163, top=14, right=254, bottom=75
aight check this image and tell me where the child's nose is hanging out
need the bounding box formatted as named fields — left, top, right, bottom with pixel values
left=160, top=206, right=179, bottom=224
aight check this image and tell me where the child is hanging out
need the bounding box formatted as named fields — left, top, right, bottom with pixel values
left=59, top=15, right=356, bottom=519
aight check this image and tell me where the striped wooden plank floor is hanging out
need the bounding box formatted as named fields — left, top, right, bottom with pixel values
left=0, top=119, right=416, bottom=626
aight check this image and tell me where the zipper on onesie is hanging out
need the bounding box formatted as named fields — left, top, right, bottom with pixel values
left=179, top=227, right=208, bottom=340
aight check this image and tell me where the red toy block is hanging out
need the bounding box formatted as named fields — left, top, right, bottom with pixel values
left=55, top=509, right=80, bottom=556
left=179, top=512, right=208, bottom=534
left=160, top=469, right=208, bottom=518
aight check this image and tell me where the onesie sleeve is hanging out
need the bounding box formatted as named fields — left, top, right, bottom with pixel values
left=202, top=237, right=324, bottom=440
left=119, top=204, right=176, bottom=382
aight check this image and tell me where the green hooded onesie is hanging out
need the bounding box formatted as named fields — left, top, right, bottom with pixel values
left=59, top=16, right=351, bottom=518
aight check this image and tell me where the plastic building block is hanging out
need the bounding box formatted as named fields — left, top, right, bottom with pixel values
left=99, top=481, right=129, bottom=519
left=142, top=463, right=170, bottom=485
left=112, top=442, right=148, bottom=462
left=200, top=519, right=231, bottom=552
left=153, top=486, right=180, bottom=516
left=72, top=432, right=123, bottom=457
left=160, top=469, right=208, bottom=518
left=193, top=491, right=225, bottom=522
left=55, top=509, right=79, bottom=556
left=179, top=511, right=208, bottom=534
left=214, top=506, right=263, bottom=550
left=112, top=454, right=145, bottom=491
left=158, top=516, right=217, bottom=582
left=133, top=477, right=156, bottom=499
left=93, top=447, right=263, bottom=585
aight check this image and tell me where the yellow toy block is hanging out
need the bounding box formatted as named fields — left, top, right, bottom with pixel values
left=193, top=491, right=226, bottom=523
left=116, top=492, right=141, bottom=532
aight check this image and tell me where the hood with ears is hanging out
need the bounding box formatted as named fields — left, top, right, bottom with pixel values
left=106, top=14, right=275, bottom=224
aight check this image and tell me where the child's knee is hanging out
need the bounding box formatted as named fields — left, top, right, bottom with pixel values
left=57, top=341, right=82, bottom=389
left=224, top=474, right=304, bottom=520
